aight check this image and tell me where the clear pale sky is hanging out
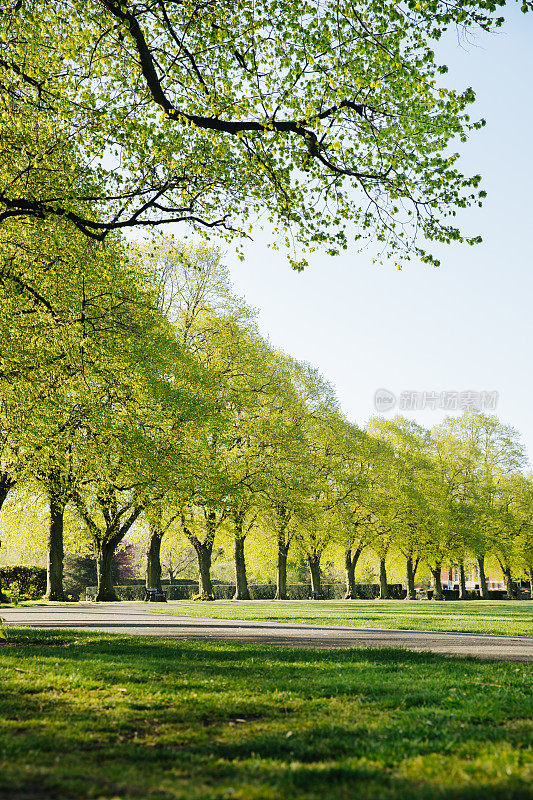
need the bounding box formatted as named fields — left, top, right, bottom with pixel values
left=219, top=6, right=533, bottom=463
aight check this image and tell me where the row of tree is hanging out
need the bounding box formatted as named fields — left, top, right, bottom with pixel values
left=1, top=236, right=532, bottom=602
left=2, top=0, right=532, bottom=603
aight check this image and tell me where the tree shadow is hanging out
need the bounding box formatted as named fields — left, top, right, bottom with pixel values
left=1, top=631, right=530, bottom=800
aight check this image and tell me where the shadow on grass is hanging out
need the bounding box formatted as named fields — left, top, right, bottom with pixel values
left=0, top=630, right=531, bottom=800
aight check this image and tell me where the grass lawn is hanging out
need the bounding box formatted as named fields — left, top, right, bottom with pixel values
left=148, top=600, right=533, bottom=637
left=0, top=629, right=531, bottom=800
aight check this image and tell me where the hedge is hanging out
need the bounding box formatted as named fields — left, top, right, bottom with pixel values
left=85, top=582, right=388, bottom=601
left=0, top=566, right=47, bottom=599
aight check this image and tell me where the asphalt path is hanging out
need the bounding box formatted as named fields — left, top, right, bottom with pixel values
left=2, top=602, right=532, bottom=661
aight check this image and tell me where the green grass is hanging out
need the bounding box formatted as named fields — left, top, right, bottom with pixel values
left=0, top=630, right=531, bottom=799
left=148, top=600, right=533, bottom=637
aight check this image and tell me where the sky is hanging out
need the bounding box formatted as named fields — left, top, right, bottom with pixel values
left=218, top=5, right=533, bottom=463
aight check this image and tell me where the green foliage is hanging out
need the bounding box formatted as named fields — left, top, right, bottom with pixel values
left=0, top=566, right=46, bottom=599
left=2, top=0, right=527, bottom=266
left=64, top=546, right=136, bottom=596
left=1, top=0, right=533, bottom=606
left=1, top=227, right=532, bottom=598
left=432, top=413, right=529, bottom=580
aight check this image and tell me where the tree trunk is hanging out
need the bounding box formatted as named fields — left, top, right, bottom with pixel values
left=233, top=535, right=251, bottom=600
left=379, top=557, right=389, bottom=599
left=307, top=554, right=322, bottom=597
left=477, top=555, right=489, bottom=599
left=95, top=540, right=119, bottom=602
left=405, top=555, right=418, bottom=600
left=0, top=473, right=14, bottom=513
left=275, top=542, right=289, bottom=600
left=0, top=476, right=12, bottom=601
left=45, top=493, right=66, bottom=601
left=193, top=541, right=214, bottom=598
left=145, top=524, right=163, bottom=591
left=344, top=546, right=363, bottom=599
left=527, top=565, right=533, bottom=599
left=501, top=563, right=516, bottom=600
left=431, top=564, right=443, bottom=600
left=458, top=561, right=468, bottom=599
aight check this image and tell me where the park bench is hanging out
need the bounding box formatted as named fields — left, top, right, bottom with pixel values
left=143, top=587, right=167, bottom=602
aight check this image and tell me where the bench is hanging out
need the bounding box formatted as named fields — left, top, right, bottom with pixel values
left=144, top=587, right=167, bottom=602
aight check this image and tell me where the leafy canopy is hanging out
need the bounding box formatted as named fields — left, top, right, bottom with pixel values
left=2, top=0, right=526, bottom=267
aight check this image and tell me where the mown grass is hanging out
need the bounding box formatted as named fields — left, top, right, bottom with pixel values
left=149, top=600, right=533, bottom=637
left=0, top=629, right=531, bottom=799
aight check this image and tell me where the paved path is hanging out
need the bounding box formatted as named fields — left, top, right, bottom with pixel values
left=2, top=603, right=532, bottom=661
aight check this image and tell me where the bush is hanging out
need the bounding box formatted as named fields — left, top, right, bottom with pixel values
left=350, top=583, right=379, bottom=599
left=85, top=582, right=390, bottom=602
left=0, top=566, right=47, bottom=599
left=249, top=583, right=276, bottom=600
left=387, top=584, right=407, bottom=600
left=85, top=584, right=201, bottom=601
left=442, top=589, right=460, bottom=601
left=65, top=547, right=138, bottom=595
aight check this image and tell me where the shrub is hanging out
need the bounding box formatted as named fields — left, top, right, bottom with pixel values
left=387, top=584, right=407, bottom=600
left=65, top=546, right=138, bottom=595
left=0, top=566, right=47, bottom=599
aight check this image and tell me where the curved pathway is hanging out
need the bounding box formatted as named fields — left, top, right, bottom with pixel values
left=2, top=602, right=532, bottom=661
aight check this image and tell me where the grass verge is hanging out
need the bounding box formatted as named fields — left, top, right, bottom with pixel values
left=148, top=600, right=533, bottom=637
left=0, top=629, right=532, bottom=799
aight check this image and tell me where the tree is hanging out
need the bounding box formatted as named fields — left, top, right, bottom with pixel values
left=290, top=450, right=336, bottom=598
left=265, top=502, right=297, bottom=600
left=74, top=486, right=144, bottom=601
left=139, top=238, right=309, bottom=600
left=146, top=242, right=257, bottom=598
left=125, top=239, right=228, bottom=594
left=307, top=416, right=380, bottom=599
left=253, top=354, right=317, bottom=600
left=0, top=190, right=191, bottom=596
left=227, top=506, right=255, bottom=601
left=69, top=342, right=207, bottom=602
left=433, top=413, right=527, bottom=598
left=370, top=516, right=395, bottom=600
left=281, top=360, right=343, bottom=597
left=0, top=390, right=27, bottom=601
left=38, top=461, right=73, bottom=601
left=294, top=509, right=333, bottom=598
left=161, top=539, right=197, bottom=585
left=262, top=420, right=310, bottom=601
left=336, top=426, right=390, bottom=599
left=3, top=0, right=524, bottom=267
left=144, top=506, right=180, bottom=592
left=491, top=474, right=533, bottom=599
left=180, top=505, right=226, bottom=599
left=57, top=256, right=206, bottom=602
left=517, top=478, right=533, bottom=595
left=431, top=424, right=476, bottom=599
left=221, top=340, right=318, bottom=600
left=365, top=417, right=431, bottom=599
